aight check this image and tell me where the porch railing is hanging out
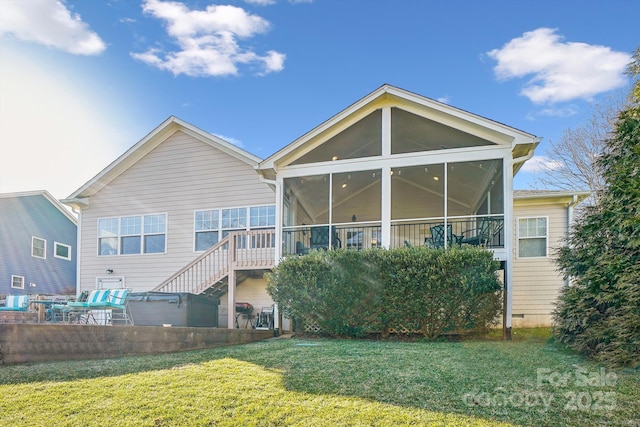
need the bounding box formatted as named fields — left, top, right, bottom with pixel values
left=153, top=229, right=276, bottom=294
left=282, top=222, right=382, bottom=255
left=392, top=215, right=504, bottom=249
left=282, top=215, right=504, bottom=255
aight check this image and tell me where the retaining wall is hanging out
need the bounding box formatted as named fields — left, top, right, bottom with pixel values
left=0, top=324, right=273, bottom=365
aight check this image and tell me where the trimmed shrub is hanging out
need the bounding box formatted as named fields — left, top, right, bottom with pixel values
left=267, top=246, right=502, bottom=338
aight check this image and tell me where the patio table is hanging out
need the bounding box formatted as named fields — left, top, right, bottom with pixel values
left=32, top=299, right=69, bottom=323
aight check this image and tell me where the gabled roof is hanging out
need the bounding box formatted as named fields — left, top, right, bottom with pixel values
left=258, top=84, right=541, bottom=172
left=0, top=190, right=77, bottom=224
left=63, top=116, right=262, bottom=207
left=514, top=189, right=591, bottom=204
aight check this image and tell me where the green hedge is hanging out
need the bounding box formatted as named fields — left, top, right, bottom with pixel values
left=266, top=246, right=503, bottom=338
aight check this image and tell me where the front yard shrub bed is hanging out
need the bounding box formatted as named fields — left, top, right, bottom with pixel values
left=267, top=246, right=502, bottom=338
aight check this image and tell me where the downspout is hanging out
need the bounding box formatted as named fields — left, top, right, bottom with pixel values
left=258, top=172, right=281, bottom=337
left=565, top=195, right=580, bottom=287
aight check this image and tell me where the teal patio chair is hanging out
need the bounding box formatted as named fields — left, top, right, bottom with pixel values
left=310, top=226, right=341, bottom=250
left=63, top=289, right=111, bottom=323
left=0, top=295, right=30, bottom=311
left=460, top=217, right=493, bottom=247
left=99, top=289, right=132, bottom=325
left=426, top=224, right=461, bottom=248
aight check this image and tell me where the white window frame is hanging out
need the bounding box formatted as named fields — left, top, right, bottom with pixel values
left=194, top=204, right=276, bottom=252
left=54, top=242, right=72, bottom=260
left=31, top=236, right=46, bottom=259
left=249, top=205, right=276, bottom=229
left=97, top=214, right=167, bottom=256
left=517, top=216, right=548, bottom=258
left=11, top=275, right=25, bottom=289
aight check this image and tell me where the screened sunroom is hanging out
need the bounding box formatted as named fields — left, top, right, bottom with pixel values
left=258, top=85, right=539, bottom=263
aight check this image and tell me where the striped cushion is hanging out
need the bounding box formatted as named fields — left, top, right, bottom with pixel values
left=108, top=289, right=129, bottom=306
left=87, top=289, right=111, bottom=304
left=1, top=295, right=29, bottom=310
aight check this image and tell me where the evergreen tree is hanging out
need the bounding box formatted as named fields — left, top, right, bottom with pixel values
left=554, top=48, right=640, bottom=366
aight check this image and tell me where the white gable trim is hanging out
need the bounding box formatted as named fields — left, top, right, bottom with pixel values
left=0, top=190, right=77, bottom=224
left=258, top=84, right=540, bottom=171
left=64, top=116, right=262, bottom=204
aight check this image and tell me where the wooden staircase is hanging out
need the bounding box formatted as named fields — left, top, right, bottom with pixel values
left=152, top=230, right=276, bottom=295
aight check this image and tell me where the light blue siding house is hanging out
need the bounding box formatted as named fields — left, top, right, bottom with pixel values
left=0, top=191, right=77, bottom=296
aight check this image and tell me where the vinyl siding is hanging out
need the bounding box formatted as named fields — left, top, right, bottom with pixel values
left=0, top=194, right=77, bottom=295
left=217, top=277, right=274, bottom=329
left=78, top=130, right=275, bottom=292
left=512, top=202, right=568, bottom=327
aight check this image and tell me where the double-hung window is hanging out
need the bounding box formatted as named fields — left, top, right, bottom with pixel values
left=195, top=210, right=219, bottom=252
left=518, top=217, right=548, bottom=258
left=11, top=275, right=25, bottom=289
left=32, top=237, right=46, bottom=259
left=98, top=214, right=167, bottom=256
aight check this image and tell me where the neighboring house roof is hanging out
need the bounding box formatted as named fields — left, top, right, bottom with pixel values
left=0, top=190, right=77, bottom=224
left=258, top=84, right=541, bottom=174
left=514, top=189, right=591, bottom=201
left=63, top=116, right=263, bottom=208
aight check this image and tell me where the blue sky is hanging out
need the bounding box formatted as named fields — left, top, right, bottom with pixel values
left=0, top=0, right=637, bottom=199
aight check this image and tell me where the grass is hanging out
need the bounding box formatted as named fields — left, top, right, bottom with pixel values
left=1, top=329, right=638, bottom=426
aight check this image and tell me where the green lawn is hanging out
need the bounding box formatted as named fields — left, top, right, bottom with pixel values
left=1, top=330, right=638, bottom=426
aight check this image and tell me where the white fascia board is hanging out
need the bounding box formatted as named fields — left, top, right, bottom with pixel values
left=173, top=117, right=263, bottom=165
left=258, top=84, right=539, bottom=171
left=513, top=190, right=591, bottom=204
left=0, top=190, right=78, bottom=224
left=66, top=116, right=262, bottom=200
left=276, top=144, right=511, bottom=179
left=259, top=87, right=389, bottom=170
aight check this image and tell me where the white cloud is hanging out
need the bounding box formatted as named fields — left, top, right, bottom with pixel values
left=0, top=0, right=106, bottom=55
left=487, top=28, right=630, bottom=104
left=520, top=156, right=564, bottom=173
left=245, top=0, right=277, bottom=5
left=525, top=105, right=579, bottom=121
left=131, top=0, right=285, bottom=77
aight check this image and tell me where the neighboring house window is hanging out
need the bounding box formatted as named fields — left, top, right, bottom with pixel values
left=32, top=237, right=46, bottom=259
left=195, top=210, right=220, bottom=252
left=250, top=205, right=276, bottom=228
left=11, top=275, right=25, bottom=289
left=98, top=214, right=167, bottom=256
left=518, top=217, right=548, bottom=257
left=54, top=242, right=72, bottom=260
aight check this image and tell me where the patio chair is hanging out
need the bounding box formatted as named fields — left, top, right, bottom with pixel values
left=295, top=241, right=309, bottom=255
left=63, top=289, right=111, bottom=323
left=460, top=217, right=493, bottom=247
left=426, top=224, right=460, bottom=248
left=0, top=295, right=30, bottom=311
left=97, top=288, right=132, bottom=325
left=310, top=226, right=341, bottom=250
left=50, top=291, right=87, bottom=322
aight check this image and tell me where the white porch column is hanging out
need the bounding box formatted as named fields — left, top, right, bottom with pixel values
left=227, top=269, right=236, bottom=329
left=227, top=235, right=237, bottom=329
left=504, top=154, right=514, bottom=333
left=381, top=107, right=392, bottom=248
